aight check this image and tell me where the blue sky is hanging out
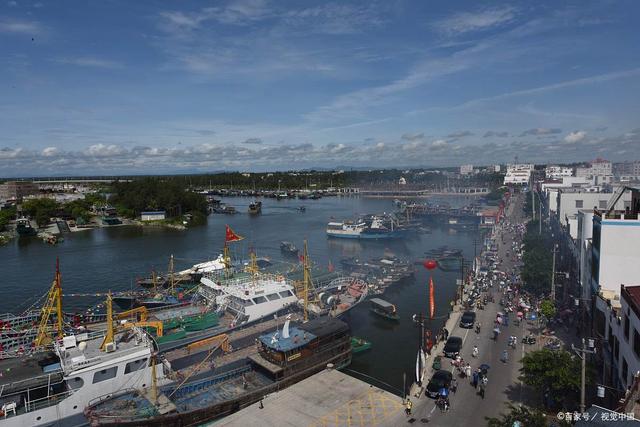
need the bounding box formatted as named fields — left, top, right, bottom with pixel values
left=1, top=0, right=639, bottom=175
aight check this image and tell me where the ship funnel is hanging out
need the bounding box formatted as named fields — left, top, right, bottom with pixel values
left=282, top=320, right=290, bottom=339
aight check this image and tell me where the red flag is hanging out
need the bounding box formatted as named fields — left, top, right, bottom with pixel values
left=429, top=276, right=435, bottom=319
left=299, top=254, right=305, bottom=263
left=225, top=225, right=244, bottom=242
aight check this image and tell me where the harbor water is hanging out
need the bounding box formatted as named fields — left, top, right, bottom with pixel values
left=1, top=195, right=484, bottom=395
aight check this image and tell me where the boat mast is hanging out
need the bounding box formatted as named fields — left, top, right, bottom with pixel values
left=100, top=291, right=115, bottom=351
left=302, top=240, right=312, bottom=322
left=151, top=355, right=158, bottom=405
left=223, top=243, right=231, bottom=279
left=168, top=254, right=175, bottom=294
left=34, top=258, right=64, bottom=347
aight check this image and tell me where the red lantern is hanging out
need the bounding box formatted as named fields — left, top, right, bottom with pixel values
left=423, top=259, right=437, bottom=270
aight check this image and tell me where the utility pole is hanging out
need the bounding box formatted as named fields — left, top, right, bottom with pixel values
left=551, top=244, right=558, bottom=302
left=572, top=338, right=596, bottom=412
left=532, top=189, right=536, bottom=221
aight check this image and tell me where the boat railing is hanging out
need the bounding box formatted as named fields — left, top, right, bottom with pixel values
left=87, top=388, right=138, bottom=408
left=170, top=365, right=252, bottom=400
left=25, top=389, right=75, bottom=413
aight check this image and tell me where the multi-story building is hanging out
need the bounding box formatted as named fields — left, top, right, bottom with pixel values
left=545, top=165, right=573, bottom=179
left=459, top=164, right=474, bottom=175
left=613, top=161, right=640, bottom=182
left=591, top=158, right=613, bottom=176
left=0, top=181, right=39, bottom=201
left=556, top=189, right=631, bottom=236
left=503, top=164, right=534, bottom=185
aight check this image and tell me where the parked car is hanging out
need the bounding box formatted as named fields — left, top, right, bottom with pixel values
left=459, top=311, right=476, bottom=328
left=425, top=370, right=453, bottom=398
left=443, top=336, right=463, bottom=358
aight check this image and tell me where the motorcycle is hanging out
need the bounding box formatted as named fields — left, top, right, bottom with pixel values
left=475, top=324, right=481, bottom=334
left=522, top=335, right=536, bottom=345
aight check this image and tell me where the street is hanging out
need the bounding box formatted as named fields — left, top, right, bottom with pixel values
left=410, top=192, right=537, bottom=425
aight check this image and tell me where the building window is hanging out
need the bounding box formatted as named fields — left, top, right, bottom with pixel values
left=124, top=358, right=148, bottom=374
left=634, top=330, right=640, bottom=358
left=599, top=200, right=608, bottom=209
left=622, top=357, right=629, bottom=385
left=93, top=367, right=117, bottom=383
left=624, top=315, right=630, bottom=341
left=575, top=200, right=584, bottom=208
left=614, top=336, right=619, bottom=360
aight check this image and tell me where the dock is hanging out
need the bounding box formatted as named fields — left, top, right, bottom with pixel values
left=213, top=368, right=405, bottom=427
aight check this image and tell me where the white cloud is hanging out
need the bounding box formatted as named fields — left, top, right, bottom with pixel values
left=85, top=144, right=127, bottom=157
left=0, top=18, right=42, bottom=35
left=56, top=57, right=124, bottom=69
left=7, top=1, right=17, bottom=7
left=433, top=7, right=516, bottom=36
left=41, top=147, right=58, bottom=157
left=564, top=130, right=587, bottom=143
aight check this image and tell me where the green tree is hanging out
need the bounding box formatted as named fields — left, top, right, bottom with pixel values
left=486, top=404, right=547, bottom=427
left=540, top=300, right=556, bottom=320
left=520, top=349, right=583, bottom=409
left=0, top=207, right=17, bottom=231
left=22, top=198, right=59, bottom=226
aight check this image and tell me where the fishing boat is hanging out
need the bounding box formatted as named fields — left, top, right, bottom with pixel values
left=326, top=215, right=403, bottom=239
left=199, top=271, right=300, bottom=325
left=369, top=298, right=400, bottom=320
left=437, top=256, right=461, bottom=272
left=85, top=317, right=352, bottom=426
left=0, top=319, right=168, bottom=427
left=15, top=217, right=37, bottom=236
left=248, top=201, right=262, bottom=215
left=351, top=337, right=372, bottom=353
left=280, top=241, right=299, bottom=257
left=309, top=277, right=369, bottom=318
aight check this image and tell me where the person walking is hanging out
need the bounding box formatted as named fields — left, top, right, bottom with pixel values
left=405, top=398, right=412, bottom=416
left=501, top=349, right=508, bottom=363
left=450, top=377, right=458, bottom=394
left=465, top=363, right=472, bottom=379
left=472, top=370, right=479, bottom=388
left=472, top=345, right=478, bottom=358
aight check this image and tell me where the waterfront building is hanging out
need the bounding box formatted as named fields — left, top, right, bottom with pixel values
left=503, top=164, right=534, bottom=185
left=0, top=180, right=38, bottom=201
left=556, top=189, right=631, bottom=235
left=140, top=211, right=166, bottom=221
left=459, top=164, right=474, bottom=175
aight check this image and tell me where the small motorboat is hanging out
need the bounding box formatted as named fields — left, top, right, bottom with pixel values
left=280, top=241, right=299, bottom=256
left=369, top=298, right=400, bottom=320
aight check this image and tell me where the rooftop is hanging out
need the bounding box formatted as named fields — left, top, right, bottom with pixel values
left=259, top=327, right=316, bottom=352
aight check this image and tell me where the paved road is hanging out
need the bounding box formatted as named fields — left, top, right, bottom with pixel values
left=412, top=192, right=537, bottom=425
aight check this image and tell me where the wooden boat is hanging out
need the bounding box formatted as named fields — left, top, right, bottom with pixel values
left=351, top=337, right=372, bottom=353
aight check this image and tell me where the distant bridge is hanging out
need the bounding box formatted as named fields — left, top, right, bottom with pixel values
left=358, top=188, right=490, bottom=198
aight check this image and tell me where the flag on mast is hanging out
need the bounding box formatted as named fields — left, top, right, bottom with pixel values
left=429, top=276, right=435, bottom=319
left=225, top=225, right=244, bottom=242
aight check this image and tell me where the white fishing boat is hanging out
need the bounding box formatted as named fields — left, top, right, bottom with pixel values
left=0, top=327, right=168, bottom=427
left=178, top=254, right=227, bottom=278
left=199, top=272, right=299, bottom=325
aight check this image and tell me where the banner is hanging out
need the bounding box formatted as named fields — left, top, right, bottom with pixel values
left=429, top=276, right=435, bottom=319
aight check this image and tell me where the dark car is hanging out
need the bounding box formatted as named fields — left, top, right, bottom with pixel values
left=459, top=311, right=476, bottom=328
left=425, top=370, right=453, bottom=398
left=443, top=336, right=463, bottom=358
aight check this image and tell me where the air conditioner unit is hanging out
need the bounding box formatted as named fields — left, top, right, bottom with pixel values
left=104, top=342, right=116, bottom=353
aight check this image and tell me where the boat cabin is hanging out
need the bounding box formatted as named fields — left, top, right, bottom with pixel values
left=251, top=317, right=350, bottom=381
left=369, top=298, right=397, bottom=315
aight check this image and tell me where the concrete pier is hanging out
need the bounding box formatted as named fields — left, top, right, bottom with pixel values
left=213, top=368, right=405, bottom=427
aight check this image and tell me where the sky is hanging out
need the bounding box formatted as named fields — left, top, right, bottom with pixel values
left=1, top=0, right=639, bottom=176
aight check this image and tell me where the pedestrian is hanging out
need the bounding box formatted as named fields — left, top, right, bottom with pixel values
left=443, top=327, right=449, bottom=341
left=405, top=398, right=412, bottom=416
left=472, top=370, right=479, bottom=388
left=465, top=363, right=472, bottom=379
left=450, top=377, right=458, bottom=394
left=501, top=349, right=508, bottom=363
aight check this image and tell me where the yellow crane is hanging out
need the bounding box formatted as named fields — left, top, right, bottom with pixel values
left=123, top=321, right=164, bottom=337
left=115, top=306, right=148, bottom=322
left=100, top=291, right=115, bottom=351
left=34, top=259, right=64, bottom=347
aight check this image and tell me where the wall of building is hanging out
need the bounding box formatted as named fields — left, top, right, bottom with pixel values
left=595, top=219, right=640, bottom=294
left=558, top=192, right=630, bottom=227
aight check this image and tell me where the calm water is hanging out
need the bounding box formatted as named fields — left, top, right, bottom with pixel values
left=1, top=195, right=483, bottom=395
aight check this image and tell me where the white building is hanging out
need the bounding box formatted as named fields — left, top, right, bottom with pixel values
left=576, top=209, right=595, bottom=303
left=591, top=158, right=613, bottom=176
left=141, top=211, right=166, bottom=221
left=503, top=164, right=534, bottom=185
left=398, top=177, right=407, bottom=185
left=545, top=165, right=573, bottom=179
left=557, top=190, right=631, bottom=235
left=460, top=164, right=474, bottom=175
